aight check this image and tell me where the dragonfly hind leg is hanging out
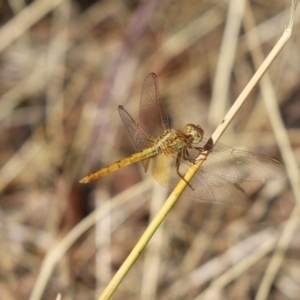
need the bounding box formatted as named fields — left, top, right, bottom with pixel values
left=176, top=150, right=195, bottom=190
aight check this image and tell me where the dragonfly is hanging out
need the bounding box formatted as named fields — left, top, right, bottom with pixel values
left=80, top=73, right=284, bottom=205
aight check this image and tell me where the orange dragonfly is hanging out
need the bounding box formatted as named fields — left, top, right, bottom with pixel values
left=80, top=73, right=284, bottom=205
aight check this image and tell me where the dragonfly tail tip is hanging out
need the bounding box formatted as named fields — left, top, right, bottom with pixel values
left=79, top=177, right=88, bottom=184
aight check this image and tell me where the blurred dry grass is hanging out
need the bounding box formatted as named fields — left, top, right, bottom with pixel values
left=0, top=0, right=299, bottom=299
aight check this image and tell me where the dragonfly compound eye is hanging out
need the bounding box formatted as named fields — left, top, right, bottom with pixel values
left=184, top=124, right=203, bottom=144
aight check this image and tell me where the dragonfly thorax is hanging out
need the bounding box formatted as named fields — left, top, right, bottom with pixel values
left=183, top=124, right=203, bottom=144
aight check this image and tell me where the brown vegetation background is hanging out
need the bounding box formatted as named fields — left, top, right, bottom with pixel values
left=0, top=0, right=299, bottom=299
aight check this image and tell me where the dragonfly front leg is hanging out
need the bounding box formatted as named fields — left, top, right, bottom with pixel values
left=183, top=148, right=192, bottom=161
left=176, top=149, right=194, bottom=190
left=193, top=146, right=208, bottom=163
left=183, top=147, right=204, bottom=164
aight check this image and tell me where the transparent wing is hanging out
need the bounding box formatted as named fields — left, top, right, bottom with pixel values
left=194, top=139, right=285, bottom=181
left=179, top=163, right=249, bottom=206
left=139, top=73, right=169, bottom=137
left=118, top=105, right=151, bottom=171
left=151, top=141, right=284, bottom=205
left=152, top=152, right=175, bottom=186
left=151, top=152, right=249, bottom=206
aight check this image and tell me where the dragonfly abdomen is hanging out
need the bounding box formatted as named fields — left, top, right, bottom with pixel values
left=80, top=147, right=157, bottom=183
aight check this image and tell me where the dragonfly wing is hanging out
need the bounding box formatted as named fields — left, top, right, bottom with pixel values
left=152, top=152, right=175, bottom=187
left=193, top=139, right=285, bottom=181
left=119, top=105, right=150, bottom=151
left=139, top=73, right=169, bottom=136
left=176, top=160, right=249, bottom=206
left=152, top=152, right=249, bottom=206
left=119, top=105, right=151, bottom=171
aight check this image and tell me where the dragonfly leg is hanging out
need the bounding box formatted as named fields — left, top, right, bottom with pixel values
left=194, top=146, right=204, bottom=152
left=176, top=150, right=194, bottom=190
left=184, top=147, right=204, bottom=163
left=193, top=146, right=208, bottom=163
left=183, top=148, right=193, bottom=161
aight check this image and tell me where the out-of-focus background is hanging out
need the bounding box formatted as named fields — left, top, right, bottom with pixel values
left=0, top=0, right=299, bottom=299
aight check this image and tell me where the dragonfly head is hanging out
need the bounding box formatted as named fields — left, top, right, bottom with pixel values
left=184, top=124, right=203, bottom=144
